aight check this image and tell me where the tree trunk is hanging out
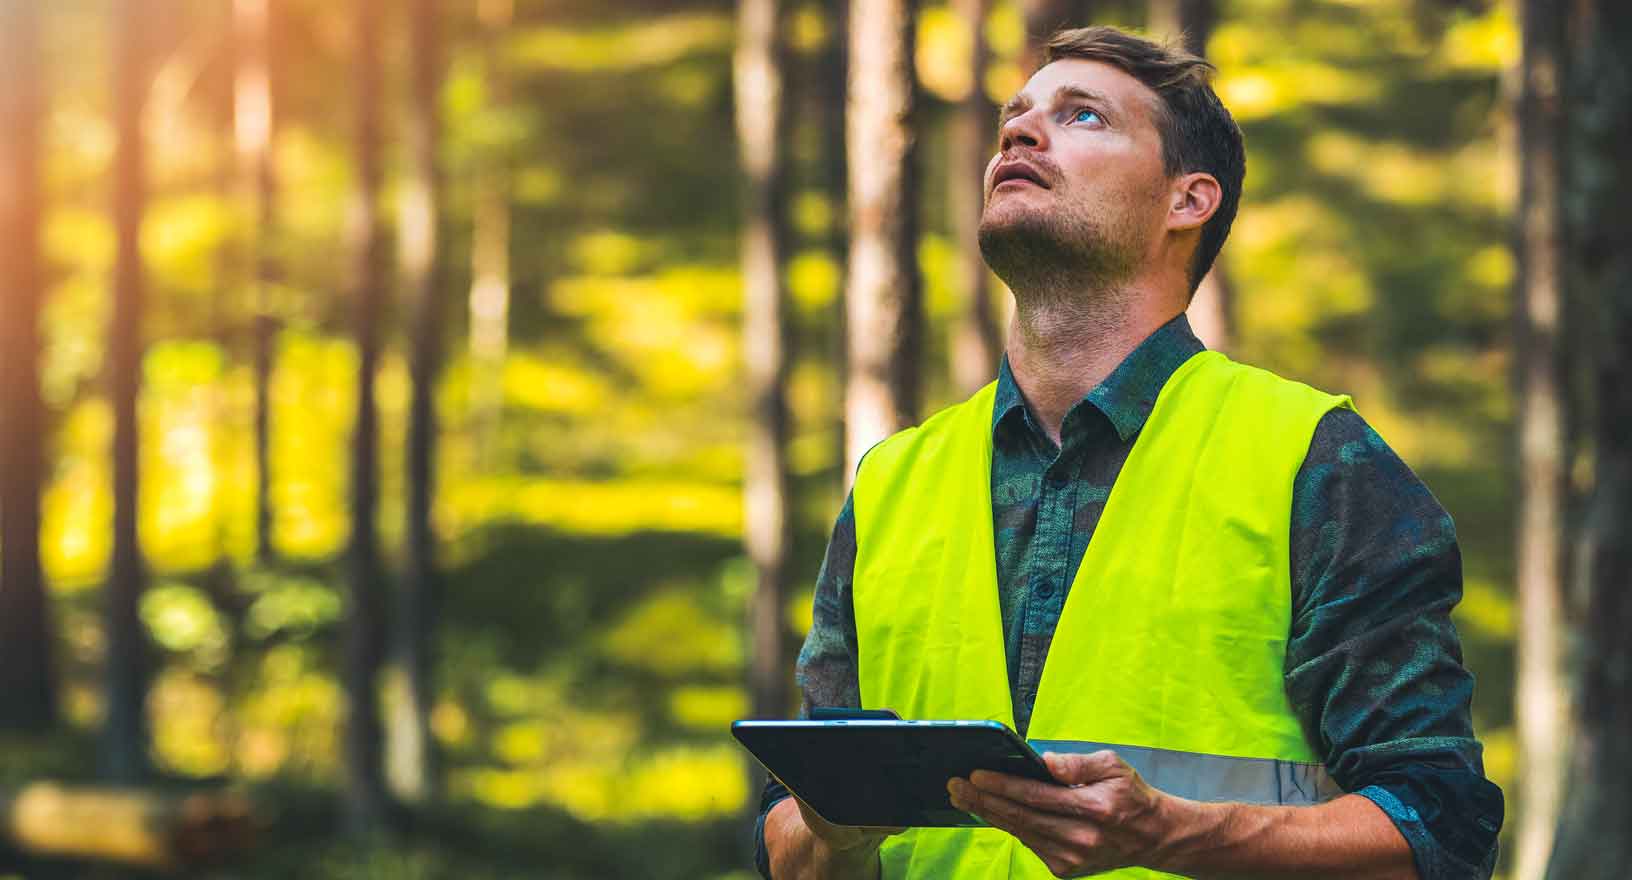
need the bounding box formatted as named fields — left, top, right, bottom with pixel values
left=1147, top=0, right=1216, bottom=56
left=736, top=0, right=794, bottom=723
left=948, top=0, right=1002, bottom=395
left=103, top=0, right=154, bottom=784
left=1512, top=0, right=1570, bottom=876
left=236, top=0, right=280, bottom=565
left=0, top=0, right=58, bottom=734
left=844, top=0, right=921, bottom=486
left=343, top=0, right=389, bottom=833
left=1148, top=0, right=1233, bottom=351
left=389, top=0, right=444, bottom=806
left=468, top=0, right=513, bottom=471
left=822, top=0, right=850, bottom=484
left=1546, top=1, right=1632, bottom=877
left=1020, top=0, right=1080, bottom=74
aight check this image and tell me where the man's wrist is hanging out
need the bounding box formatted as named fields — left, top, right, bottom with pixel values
left=767, top=796, right=884, bottom=880
left=1144, top=793, right=1232, bottom=875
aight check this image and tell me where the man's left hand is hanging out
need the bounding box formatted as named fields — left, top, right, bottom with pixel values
left=946, top=750, right=1175, bottom=878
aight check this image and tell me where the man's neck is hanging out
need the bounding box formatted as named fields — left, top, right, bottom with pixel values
left=1005, top=285, right=1183, bottom=447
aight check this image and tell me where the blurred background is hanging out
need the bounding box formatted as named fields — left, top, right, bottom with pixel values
left=0, top=0, right=1613, bottom=876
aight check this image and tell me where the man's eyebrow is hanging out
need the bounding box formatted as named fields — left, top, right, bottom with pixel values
left=995, top=84, right=1119, bottom=132
left=1054, top=85, right=1116, bottom=114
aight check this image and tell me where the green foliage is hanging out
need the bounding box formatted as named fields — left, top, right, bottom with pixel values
left=11, top=0, right=1525, bottom=875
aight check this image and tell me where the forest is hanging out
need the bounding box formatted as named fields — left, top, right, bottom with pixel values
left=0, top=0, right=1628, bottom=877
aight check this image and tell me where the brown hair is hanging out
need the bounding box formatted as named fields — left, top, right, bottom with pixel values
left=1043, top=26, right=1244, bottom=294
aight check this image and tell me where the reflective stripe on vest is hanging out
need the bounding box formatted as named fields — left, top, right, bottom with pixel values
left=1026, top=740, right=1343, bottom=806
left=853, top=350, right=1355, bottom=879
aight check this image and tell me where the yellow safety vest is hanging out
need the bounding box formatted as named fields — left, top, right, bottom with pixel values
left=852, top=350, right=1353, bottom=879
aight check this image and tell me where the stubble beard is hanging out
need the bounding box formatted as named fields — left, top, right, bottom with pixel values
left=977, top=189, right=1143, bottom=317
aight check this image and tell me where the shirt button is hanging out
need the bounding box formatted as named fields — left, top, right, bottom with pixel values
left=1035, top=582, right=1055, bottom=599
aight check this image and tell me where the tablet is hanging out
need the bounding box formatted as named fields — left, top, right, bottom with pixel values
left=732, top=716, right=1059, bottom=827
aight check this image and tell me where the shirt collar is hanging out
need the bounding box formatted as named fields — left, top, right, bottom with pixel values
left=991, top=312, right=1206, bottom=443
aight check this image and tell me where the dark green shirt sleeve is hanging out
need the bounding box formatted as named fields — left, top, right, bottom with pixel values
left=1287, top=407, right=1504, bottom=879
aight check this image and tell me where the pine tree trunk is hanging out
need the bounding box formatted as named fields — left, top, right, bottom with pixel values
left=821, top=0, right=850, bottom=485
left=1020, top=0, right=1079, bottom=74
left=104, top=0, right=153, bottom=784
left=0, top=0, right=59, bottom=733
left=1512, top=0, right=1570, bottom=876
left=390, top=0, right=444, bottom=806
left=736, top=0, right=794, bottom=724
left=949, top=0, right=1002, bottom=395
left=236, top=0, right=280, bottom=565
left=1546, top=1, right=1632, bottom=876
left=468, top=0, right=513, bottom=471
left=1148, top=0, right=1233, bottom=351
left=844, top=0, right=921, bottom=486
left=343, top=0, right=389, bottom=832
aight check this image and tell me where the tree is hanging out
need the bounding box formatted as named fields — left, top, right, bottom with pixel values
left=819, top=0, right=850, bottom=480
left=0, top=0, right=59, bottom=733
left=948, top=0, right=1003, bottom=395
left=1020, top=0, right=1084, bottom=74
left=844, top=0, right=922, bottom=484
left=103, top=0, right=155, bottom=783
left=468, top=0, right=514, bottom=470
left=1546, top=1, right=1632, bottom=876
left=1512, top=0, right=1570, bottom=876
left=389, top=0, right=445, bottom=805
left=234, top=0, right=281, bottom=565
left=343, top=0, right=389, bottom=831
left=736, top=0, right=794, bottom=725
left=1148, top=0, right=1232, bottom=351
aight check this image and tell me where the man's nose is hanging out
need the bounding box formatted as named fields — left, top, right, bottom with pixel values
left=999, top=108, right=1046, bottom=153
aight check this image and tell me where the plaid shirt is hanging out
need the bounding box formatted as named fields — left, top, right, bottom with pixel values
left=756, top=314, right=1502, bottom=879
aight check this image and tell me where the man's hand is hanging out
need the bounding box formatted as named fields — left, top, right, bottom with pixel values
left=765, top=793, right=905, bottom=879
left=793, top=795, right=907, bottom=857
left=946, top=750, right=1172, bottom=878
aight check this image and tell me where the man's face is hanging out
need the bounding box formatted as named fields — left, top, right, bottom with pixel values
left=978, top=58, right=1173, bottom=292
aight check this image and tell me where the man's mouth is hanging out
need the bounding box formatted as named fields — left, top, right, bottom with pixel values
left=991, top=161, right=1051, bottom=195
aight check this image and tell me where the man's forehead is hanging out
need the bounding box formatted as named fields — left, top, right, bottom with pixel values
left=1008, top=58, right=1158, bottom=123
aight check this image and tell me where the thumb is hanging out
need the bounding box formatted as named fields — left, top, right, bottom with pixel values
left=1043, top=749, right=1125, bottom=785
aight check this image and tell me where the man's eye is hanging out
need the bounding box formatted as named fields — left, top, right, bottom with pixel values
left=1072, top=108, right=1102, bottom=125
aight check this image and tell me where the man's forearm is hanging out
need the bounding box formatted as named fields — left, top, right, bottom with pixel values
left=1153, top=793, right=1417, bottom=880
left=764, top=797, right=883, bottom=880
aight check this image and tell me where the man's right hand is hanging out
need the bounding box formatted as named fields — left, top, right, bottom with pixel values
left=765, top=794, right=905, bottom=879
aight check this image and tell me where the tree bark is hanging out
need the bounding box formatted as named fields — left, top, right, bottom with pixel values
left=949, top=0, right=1003, bottom=395
left=1148, top=0, right=1233, bottom=351
left=343, top=0, right=389, bottom=832
left=235, top=0, right=280, bottom=565
left=468, top=0, right=513, bottom=471
left=1020, top=0, right=1080, bottom=74
left=844, top=0, right=921, bottom=486
left=821, top=0, right=850, bottom=484
left=0, top=0, right=59, bottom=733
left=1147, top=0, right=1216, bottom=56
left=389, top=0, right=444, bottom=806
left=736, top=0, right=794, bottom=723
left=1512, top=0, right=1570, bottom=876
left=103, top=0, right=154, bottom=784
left=1546, top=1, right=1632, bottom=876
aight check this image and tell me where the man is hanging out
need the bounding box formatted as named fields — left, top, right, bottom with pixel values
left=756, top=25, right=1502, bottom=880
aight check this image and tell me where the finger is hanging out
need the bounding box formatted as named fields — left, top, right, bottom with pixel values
left=948, top=778, right=1087, bottom=843
left=967, top=769, right=1084, bottom=815
left=1043, top=749, right=1126, bottom=786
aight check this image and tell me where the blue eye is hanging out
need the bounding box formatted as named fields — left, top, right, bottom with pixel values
left=1072, top=108, right=1102, bottom=125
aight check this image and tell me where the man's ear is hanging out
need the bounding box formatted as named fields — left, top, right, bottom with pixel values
left=1166, top=172, right=1222, bottom=233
